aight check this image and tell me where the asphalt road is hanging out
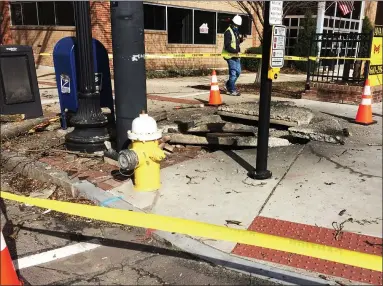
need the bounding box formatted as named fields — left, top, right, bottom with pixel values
left=1, top=197, right=278, bottom=285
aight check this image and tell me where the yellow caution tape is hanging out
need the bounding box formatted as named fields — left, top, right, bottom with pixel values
left=1, top=191, right=381, bottom=272
left=39, top=52, right=371, bottom=62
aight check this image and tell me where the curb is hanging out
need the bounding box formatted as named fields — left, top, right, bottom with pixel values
left=1, top=151, right=79, bottom=196
left=0, top=152, right=333, bottom=285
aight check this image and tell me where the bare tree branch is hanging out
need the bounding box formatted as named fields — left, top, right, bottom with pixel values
left=231, top=1, right=318, bottom=45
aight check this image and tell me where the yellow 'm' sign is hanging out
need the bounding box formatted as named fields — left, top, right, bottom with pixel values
left=369, top=26, right=383, bottom=87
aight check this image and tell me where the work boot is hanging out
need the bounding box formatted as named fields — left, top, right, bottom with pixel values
left=223, top=85, right=231, bottom=95
left=230, top=90, right=241, bottom=96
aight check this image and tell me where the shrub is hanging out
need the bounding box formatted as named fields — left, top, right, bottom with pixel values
left=362, top=16, right=373, bottom=34
left=241, top=46, right=262, bottom=72
left=292, top=10, right=317, bottom=72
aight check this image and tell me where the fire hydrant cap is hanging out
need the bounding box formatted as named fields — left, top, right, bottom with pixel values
left=128, top=113, right=162, bottom=141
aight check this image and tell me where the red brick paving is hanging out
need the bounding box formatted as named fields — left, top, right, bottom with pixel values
left=38, top=155, right=125, bottom=191
left=232, top=216, right=382, bottom=284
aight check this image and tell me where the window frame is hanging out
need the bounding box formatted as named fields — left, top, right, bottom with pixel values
left=216, top=12, right=253, bottom=36
left=143, top=2, right=167, bottom=31
left=9, top=1, right=75, bottom=27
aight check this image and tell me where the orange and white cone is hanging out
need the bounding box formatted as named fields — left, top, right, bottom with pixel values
left=208, top=70, right=222, bottom=106
left=355, top=79, right=376, bottom=125
left=1, top=231, right=22, bottom=285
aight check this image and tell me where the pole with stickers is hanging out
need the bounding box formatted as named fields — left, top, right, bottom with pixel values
left=248, top=1, right=286, bottom=180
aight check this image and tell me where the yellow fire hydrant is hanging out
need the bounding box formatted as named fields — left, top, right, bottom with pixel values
left=118, top=112, right=165, bottom=192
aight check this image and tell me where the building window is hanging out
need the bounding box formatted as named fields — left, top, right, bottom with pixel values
left=55, top=2, right=75, bottom=26
left=144, top=4, right=166, bottom=30
left=193, top=10, right=216, bottom=44
left=167, top=7, right=193, bottom=44
left=9, top=1, right=75, bottom=26
left=217, top=13, right=252, bottom=35
left=37, top=2, right=55, bottom=25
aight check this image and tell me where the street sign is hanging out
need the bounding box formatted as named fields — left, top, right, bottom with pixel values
left=270, top=25, right=286, bottom=68
left=269, top=1, right=283, bottom=25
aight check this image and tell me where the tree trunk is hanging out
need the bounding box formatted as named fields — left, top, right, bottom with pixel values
left=255, top=60, right=262, bottom=84
left=1, top=117, right=49, bottom=141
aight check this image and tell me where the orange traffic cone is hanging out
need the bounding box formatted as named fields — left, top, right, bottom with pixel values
left=355, top=79, right=376, bottom=125
left=208, top=70, right=222, bottom=106
left=1, top=231, right=22, bottom=285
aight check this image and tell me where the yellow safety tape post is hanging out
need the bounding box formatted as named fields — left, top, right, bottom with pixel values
left=1, top=191, right=381, bottom=272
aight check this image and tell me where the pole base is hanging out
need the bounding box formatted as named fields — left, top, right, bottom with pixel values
left=65, top=127, right=110, bottom=153
left=248, top=170, right=272, bottom=180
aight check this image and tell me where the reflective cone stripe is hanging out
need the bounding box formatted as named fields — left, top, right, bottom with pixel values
left=355, top=79, right=375, bottom=125
left=208, top=70, right=222, bottom=105
left=1, top=232, right=22, bottom=285
left=361, top=97, right=372, bottom=105
left=363, top=85, right=371, bottom=97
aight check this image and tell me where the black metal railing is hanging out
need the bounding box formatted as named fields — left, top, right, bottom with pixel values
left=306, top=31, right=373, bottom=87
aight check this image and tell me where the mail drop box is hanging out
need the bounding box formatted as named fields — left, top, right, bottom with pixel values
left=53, top=37, right=114, bottom=129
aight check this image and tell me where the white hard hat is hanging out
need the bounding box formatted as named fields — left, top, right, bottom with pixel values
left=232, top=15, right=242, bottom=26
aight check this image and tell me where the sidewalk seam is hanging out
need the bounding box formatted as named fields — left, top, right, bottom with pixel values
left=257, top=145, right=306, bottom=216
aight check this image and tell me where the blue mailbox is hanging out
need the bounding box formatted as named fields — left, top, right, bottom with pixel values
left=53, top=37, right=115, bottom=129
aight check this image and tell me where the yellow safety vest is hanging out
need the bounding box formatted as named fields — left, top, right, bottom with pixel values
left=222, top=26, right=237, bottom=60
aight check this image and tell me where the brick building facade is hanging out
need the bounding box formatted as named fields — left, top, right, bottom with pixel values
left=0, top=1, right=381, bottom=71
left=0, top=1, right=257, bottom=70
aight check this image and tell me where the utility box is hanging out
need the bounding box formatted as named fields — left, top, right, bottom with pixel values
left=53, top=37, right=114, bottom=129
left=0, top=45, right=43, bottom=119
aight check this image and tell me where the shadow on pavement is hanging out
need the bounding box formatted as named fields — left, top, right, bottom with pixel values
left=19, top=225, right=325, bottom=285
left=223, top=150, right=255, bottom=173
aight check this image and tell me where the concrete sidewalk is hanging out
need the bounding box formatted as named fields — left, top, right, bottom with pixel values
left=100, top=99, right=382, bottom=285
left=33, top=65, right=382, bottom=284
left=36, top=66, right=305, bottom=109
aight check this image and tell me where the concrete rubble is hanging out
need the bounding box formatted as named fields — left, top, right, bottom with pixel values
left=167, top=133, right=291, bottom=147
left=288, top=117, right=346, bottom=144
left=218, top=101, right=314, bottom=127
left=157, top=101, right=348, bottom=147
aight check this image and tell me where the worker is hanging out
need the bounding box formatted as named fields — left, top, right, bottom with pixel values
left=222, top=15, right=245, bottom=96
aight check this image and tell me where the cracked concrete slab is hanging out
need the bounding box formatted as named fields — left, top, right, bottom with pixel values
left=288, top=117, right=346, bottom=144
left=218, top=101, right=314, bottom=127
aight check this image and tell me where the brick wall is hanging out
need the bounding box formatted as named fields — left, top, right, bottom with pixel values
left=302, top=82, right=383, bottom=105
left=2, top=0, right=257, bottom=70
left=0, top=1, right=12, bottom=45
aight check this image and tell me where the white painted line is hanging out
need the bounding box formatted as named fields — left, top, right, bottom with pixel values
left=14, top=241, right=100, bottom=270
left=172, top=91, right=210, bottom=98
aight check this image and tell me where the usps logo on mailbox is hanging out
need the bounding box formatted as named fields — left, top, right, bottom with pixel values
left=95, top=73, right=103, bottom=92
left=199, top=23, right=209, bottom=34
left=60, top=74, right=70, bottom=94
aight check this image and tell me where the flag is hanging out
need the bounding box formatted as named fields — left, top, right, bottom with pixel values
left=338, top=1, right=354, bottom=16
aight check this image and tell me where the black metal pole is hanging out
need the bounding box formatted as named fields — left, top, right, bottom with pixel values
left=65, top=1, right=110, bottom=152
left=248, top=2, right=272, bottom=180
left=110, top=1, right=147, bottom=151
